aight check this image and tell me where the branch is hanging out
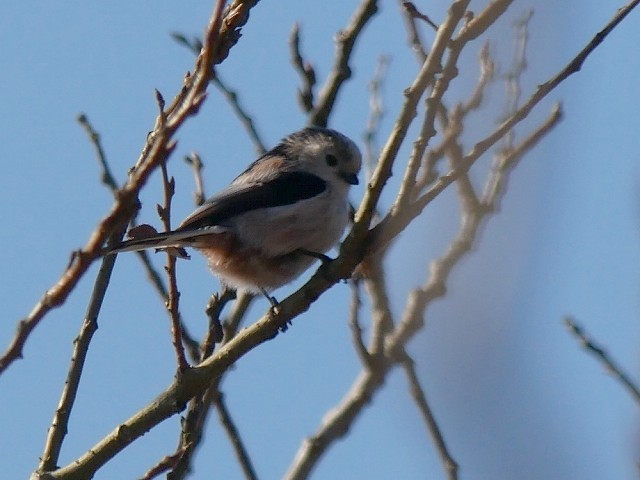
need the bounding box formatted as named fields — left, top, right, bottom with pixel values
left=183, top=152, right=206, bottom=206
left=289, top=23, right=317, bottom=113
left=158, top=159, right=190, bottom=372
left=403, top=1, right=439, bottom=31
left=37, top=257, right=114, bottom=471
left=308, top=0, right=379, bottom=127
left=399, top=353, right=458, bottom=480
left=212, top=389, right=259, bottom=480
left=564, top=317, right=640, bottom=405
left=362, top=55, right=390, bottom=180
left=212, top=76, right=267, bottom=155
left=2, top=0, right=258, bottom=375
left=285, top=368, right=389, bottom=480
left=173, top=31, right=267, bottom=155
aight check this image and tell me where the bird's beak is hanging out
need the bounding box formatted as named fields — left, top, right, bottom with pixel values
left=340, top=171, right=359, bottom=185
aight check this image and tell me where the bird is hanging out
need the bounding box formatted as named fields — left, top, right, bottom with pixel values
left=107, top=127, right=362, bottom=306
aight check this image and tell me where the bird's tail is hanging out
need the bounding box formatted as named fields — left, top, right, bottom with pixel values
left=106, top=229, right=203, bottom=254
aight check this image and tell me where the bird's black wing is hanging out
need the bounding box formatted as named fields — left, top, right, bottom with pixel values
left=177, top=171, right=326, bottom=231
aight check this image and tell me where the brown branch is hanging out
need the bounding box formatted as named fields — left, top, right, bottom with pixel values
left=77, top=113, right=120, bottom=191
left=140, top=445, right=189, bottom=480
left=387, top=105, right=561, bottom=355
left=362, top=55, right=390, bottom=180
left=308, top=0, right=379, bottom=127
left=212, top=75, right=267, bottom=155
left=37, top=255, right=117, bottom=472
left=289, top=22, right=317, bottom=113
left=172, top=34, right=267, bottom=155
left=399, top=0, right=428, bottom=63
left=38, top=114, right=138, bottom=472
left=403, top=1, right=439, bottom=30
left=201, top=287, right=236, bottom=360
left=285, top=367, right=389, bottom=480
left=564, top=317, right=640, bottom=405
left=146, top=289, right=246, bottom=480
left=371, top=0, right=638, bottom=253
left=183, top=152, right=206, bottom=206
left=348, top=280, right=371, bottom=365
left=399, top=353, right=458, bottom=480
left=158, top=159, right=190, bottom=372
left=212, top=389, right=259, bottom=480
left=3, top=0, right=259, bottom=377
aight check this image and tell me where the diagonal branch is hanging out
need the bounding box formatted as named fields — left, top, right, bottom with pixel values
left=564, top=317, right=640, bottom=405
left=1, top=0, right=259, bottom=376
left=308, top=0, right=379, bottom=127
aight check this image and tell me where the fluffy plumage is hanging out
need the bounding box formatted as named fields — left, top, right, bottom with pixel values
left=108, top=127, right=361, bottom=294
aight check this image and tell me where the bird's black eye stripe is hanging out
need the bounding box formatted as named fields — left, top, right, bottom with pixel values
left=325, top=154, right=338, bottom=167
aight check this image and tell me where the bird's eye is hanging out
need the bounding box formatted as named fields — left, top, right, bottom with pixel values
left=325, top=154, right=338, bottom=167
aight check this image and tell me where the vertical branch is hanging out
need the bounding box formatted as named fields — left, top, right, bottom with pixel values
left=183, top=153, right=206, bottom=206
left=158, top=157, right=190, bottom=372
left=289, top=23, right=317, bottom=114
left=362, top=55, right=390, bottom=180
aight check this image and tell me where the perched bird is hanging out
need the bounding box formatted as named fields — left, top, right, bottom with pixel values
left=108, top=127, right=362, bottom=304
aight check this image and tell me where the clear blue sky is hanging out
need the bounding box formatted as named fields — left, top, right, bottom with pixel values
left=2, top=1, right=639, bottom=479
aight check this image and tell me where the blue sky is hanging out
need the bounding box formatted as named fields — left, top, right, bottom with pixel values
left=2, top=1, right=640, bottom=479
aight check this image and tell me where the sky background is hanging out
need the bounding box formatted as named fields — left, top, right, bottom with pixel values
left=1, top=1, right=640, bottom=479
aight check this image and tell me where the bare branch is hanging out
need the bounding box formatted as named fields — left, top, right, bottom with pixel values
left=564, top=317, right=640, bottom=405
left=37, top=268, right=108, bottom=472
left=348, top=280, right=371, bottom=365
left=183, top=153, right=206, bottom=206
left=399, top=353, right=458, bottom=480
left=77, top=113, right=120, bottom=191
left=159, top=161, right=190, bottom=372
left=173, top=34, right=267, bottom=155
left=140, top=446, right=189, bottom=480
left=3, top=0, right=260, bottom=376
left=403, top=2, right=439, bottom=31
left=213, top=76, right=267, bottom=155
left=212, top=389, right=259, bottom=480
left=362, top=55, right=390, bottom=180
left=285, top=368, right=389, bottom=480
left=309, top=0, right=379, bottom=127
left=289, top=22, right=317, bottom=113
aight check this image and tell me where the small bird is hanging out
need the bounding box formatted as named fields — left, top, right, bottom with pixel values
left=108, top=127, right=362, bottom=305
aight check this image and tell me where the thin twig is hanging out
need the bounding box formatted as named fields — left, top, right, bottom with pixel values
left=3, top=0, right=258, bottom=376
left=213, top=76, right=267, bottom=155
left=363, top=55, right=390, bottom=180
left=348, top=280, right=371, bottom=365
left=399, top=0, right=429, bottom=62
left=183, top=152, right=206, bottom=206
left=77, top=113, right=119, bottom=191
left=201, top=287, right=236, bottom=360
left=289, top=22, right=316, bottom=113
left=147, top=289, right=250, bottom=480
left=212, top=389, right=259, bottom=480
left=564, top=317, right=640, bottom=405
left=139, top=445, right=189, bottom=480
left=38, top=254, right=119, bottom=472
left=78, top=113, right=201, bottom=363
left=399, top=353, right=458, bottom=480
left=159, top=159, right=190, bottom=372
left=403, top=1, right=439, bottom=30
left=309, top=0, right=379, bottom=127
left=172, top=33, right=267, bottom=155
